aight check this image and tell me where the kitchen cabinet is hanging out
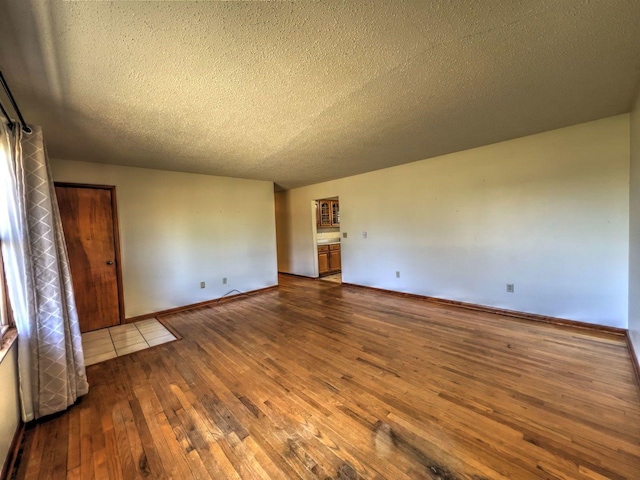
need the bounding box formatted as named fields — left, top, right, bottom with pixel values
left=318, top=201, right=330, bottom=227
left=318, top=243, right=341, bottom=276
left=329, top=244, right=341, bottom=272
left=318, top=245, right=330, bottom=275
left=317, top=199, right=339, bottom=227
left=331, top=201, right=340, bottom=225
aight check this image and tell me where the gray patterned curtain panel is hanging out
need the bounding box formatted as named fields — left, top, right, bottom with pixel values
left=0, top=124, right=88, bottom=420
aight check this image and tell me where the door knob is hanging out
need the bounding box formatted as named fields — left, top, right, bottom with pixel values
left=106, top=260, right=114, bottom=265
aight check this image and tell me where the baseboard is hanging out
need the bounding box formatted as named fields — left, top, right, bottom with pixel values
left=341, top=282, right=626, bottom=336
left=626, top=334, right=640, bottom=387
left=1, top=420, right=24, bottom=480
left=125, top=285, right=279, bottom=325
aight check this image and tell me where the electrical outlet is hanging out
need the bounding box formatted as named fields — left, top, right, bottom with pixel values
left=200, top=281, right=205, bottom=289
left=222, top=277, right=228, bottom=285
left=362, top=231, right=368, bottom=238
left=507, top=283, right=514, bottom=293
left=396, top=271, right=400, bottom=278
left=343, top=232, right=347, bottom=238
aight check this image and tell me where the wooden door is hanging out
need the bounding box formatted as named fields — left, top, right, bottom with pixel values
left=55, top=184, right=124, bottom=332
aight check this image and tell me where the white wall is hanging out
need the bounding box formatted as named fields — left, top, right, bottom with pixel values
left=51, top=160, right=278, bottom=317
left=277, top=115, right=630, bottom=328
left=629, top=89, right=640, bottom=353
left=0, top=340, right=20, bottom=473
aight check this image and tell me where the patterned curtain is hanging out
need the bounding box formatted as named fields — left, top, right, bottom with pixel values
left=0, top=124, right=88, bottom=420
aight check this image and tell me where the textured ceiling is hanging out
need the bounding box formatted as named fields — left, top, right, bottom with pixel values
left=1, top=1, right=640, bottom=190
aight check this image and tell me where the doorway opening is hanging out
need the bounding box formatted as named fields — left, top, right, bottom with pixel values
left=315, top=196, right=341, bottom=283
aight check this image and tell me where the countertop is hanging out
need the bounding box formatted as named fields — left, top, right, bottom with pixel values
left=317, top=240, right=341, bottom=245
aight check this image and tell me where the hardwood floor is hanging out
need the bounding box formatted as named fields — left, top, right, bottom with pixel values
left=14, top=274, right=640, bottom=479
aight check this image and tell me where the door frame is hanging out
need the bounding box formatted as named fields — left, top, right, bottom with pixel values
left=55, top=182, right=126, bottom=326
left=313, top=196, right=342, bottom=279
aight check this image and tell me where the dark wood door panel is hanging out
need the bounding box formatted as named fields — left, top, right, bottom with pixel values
left=56, top=185, right=122, bottom=332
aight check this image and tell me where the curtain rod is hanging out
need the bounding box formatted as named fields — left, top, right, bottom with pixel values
left=0, top=70, right=32, bottom=134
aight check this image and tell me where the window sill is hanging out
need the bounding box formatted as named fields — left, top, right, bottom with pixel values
left=0, top=328, right=18, bottom=364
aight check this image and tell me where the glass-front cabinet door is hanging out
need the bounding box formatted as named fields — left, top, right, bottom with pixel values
left=331, top=201, right=340, bottom=226
left=319, top=200, right=331, bottom=226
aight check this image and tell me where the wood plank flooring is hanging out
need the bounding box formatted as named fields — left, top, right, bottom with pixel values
left=14, top=274, right=640, bottom=479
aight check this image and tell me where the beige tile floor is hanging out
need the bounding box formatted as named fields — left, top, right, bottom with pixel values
left=320, top=273, right=342, bottom=283
left=81, top=319, right=176, bottom=366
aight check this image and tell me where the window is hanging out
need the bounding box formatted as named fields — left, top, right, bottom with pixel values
left=0, top=243, right=11, bottom=341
